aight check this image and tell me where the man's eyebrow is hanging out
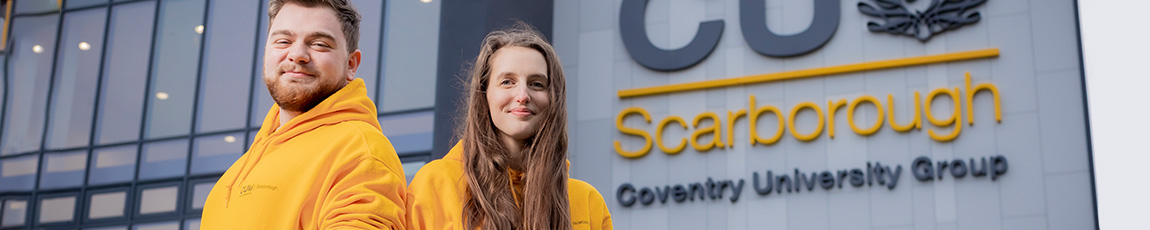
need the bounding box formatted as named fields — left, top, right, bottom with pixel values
left=306, top=32, right=337, bottom=42
left=270, top=30, right=294, bottom=37
left=268, top=30, right=337, bottom=42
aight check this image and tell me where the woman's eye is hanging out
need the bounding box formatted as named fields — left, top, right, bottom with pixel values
left=500, top=79, right=513, bottom=85
left=530, top=81, right=546, bottom=89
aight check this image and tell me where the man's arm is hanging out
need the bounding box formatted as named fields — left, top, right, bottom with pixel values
left=317, top=156, right=408, bottom=229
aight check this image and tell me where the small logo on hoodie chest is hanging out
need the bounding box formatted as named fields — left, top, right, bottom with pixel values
left=237, top=183, right=279, bottom=198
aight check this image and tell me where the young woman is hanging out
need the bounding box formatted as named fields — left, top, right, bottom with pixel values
left=406, top=23, right=612, bottom=230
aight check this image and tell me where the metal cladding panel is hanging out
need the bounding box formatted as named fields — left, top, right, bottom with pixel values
left=558, top=0, right=1095, bottom=229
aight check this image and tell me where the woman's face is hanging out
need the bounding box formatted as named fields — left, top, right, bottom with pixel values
left=487, top=46, right=551, bottom=143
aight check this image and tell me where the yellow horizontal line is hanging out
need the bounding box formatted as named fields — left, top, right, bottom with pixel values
left=617, top=48, right=1000, bottom=98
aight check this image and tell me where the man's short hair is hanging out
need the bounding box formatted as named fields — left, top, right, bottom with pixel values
left=268, top=0, right=362, bottom=53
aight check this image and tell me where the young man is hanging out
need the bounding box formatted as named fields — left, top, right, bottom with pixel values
left=201, top=0, right=407, bottom=229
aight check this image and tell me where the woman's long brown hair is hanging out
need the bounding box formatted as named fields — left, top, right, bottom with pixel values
left=460, top=22, right=571, bottom=230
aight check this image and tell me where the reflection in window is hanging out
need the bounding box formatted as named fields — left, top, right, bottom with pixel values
left=66, top=0, right=109, bottom=9
left=139, top=186, right=179, bottom=215
left=249, top=2, right=273, bottom=128
left=89, top=145, right=137, bottom=185
left=191, top=132, right=243, bottom=175
left=89, top=191, right=127, bottom=220
left=190, top=182, right=214, bottom=210
left=195, top=0, right=258, bottom=133
left=95, top=1, right=157, bottom=145
left=133, top=221, right=179, bottom=230
left=139, top=139, right=189, bottom=181
left=0, top=155, right=38, bottom=192
left=1, top=15, right=59, bottom=155
left=380, top=0, right=440, bottom=113
left=14, top=0, right=59, bottom=14
left=40, top=150, right=88, bottom=189
left=1, top=199, right=28, bottom=227
left=47, top=7, right=108, bottom=150
left=37, top=195, right=76, bottom=224
left=38, top=195, right=76, bottom=224
left=349, top=0, right=382, bottom=100
left=184, top=219, right=201, bottom=230
left=379, top=111, right=435, bottom=155
left=144, top=0, right=206, bottom=139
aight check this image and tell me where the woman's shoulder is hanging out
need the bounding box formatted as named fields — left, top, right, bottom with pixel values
left=567, top=178, right=607, bottom=204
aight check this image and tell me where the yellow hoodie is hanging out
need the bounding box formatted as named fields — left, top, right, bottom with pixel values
left=406, top=142, right=612, bottom=230
left=202, top=79, right=407, bottom=229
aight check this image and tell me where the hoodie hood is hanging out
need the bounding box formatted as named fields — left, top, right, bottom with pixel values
left=254, top=78, right=380, bottom=146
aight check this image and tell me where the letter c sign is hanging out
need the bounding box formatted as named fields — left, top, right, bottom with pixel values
left=620, top=0, right=841, bottom=71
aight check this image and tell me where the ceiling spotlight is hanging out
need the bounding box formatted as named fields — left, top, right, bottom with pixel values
left=224, top=136, right=237, bottom=143
left=195, top=25, right=204, bottom=34
left=156, top=92, right=170, bottom=100
left=32, top=45, right=44, bottom=53
left=78, top=42, right=91, bottom=51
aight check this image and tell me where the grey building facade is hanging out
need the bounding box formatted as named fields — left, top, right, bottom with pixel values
left=0, top=0, right=1096, bottom=229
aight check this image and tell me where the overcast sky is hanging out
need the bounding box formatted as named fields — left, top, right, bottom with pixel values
left=1077, top=0, right=1148, bottom=229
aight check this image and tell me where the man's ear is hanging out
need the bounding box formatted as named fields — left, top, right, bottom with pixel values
left=346, top=49, right=362, bottom=81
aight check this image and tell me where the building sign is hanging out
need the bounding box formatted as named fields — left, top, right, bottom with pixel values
left=557, top=0, right=1095, bottom=229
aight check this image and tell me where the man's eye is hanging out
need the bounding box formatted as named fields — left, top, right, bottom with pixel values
left=311, top=43, right=330, bottom=48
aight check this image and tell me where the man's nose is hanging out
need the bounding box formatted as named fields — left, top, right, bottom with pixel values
left=287, top=43, right=309, bottom=64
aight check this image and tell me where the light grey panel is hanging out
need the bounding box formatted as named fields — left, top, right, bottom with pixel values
left=1044, top=172, right=1096, bottom=230
left=580, top=0, right=618, bottom=33
left=1036, top=69, right=1089, bottom=174
left=553, top=0, right=580, bottom=67
left=1029, top=0, right=1081, bottom=72
left=995, top=112, right=1047, bottom=217
left=577, top=29, right=616, bottom=122
left=380, top=0, right=440, bottom=113
left=1002, top=215, right=1047, bottom=230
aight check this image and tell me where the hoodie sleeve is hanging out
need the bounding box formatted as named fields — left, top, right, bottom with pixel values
left=317, top=155, right=408, bottom=230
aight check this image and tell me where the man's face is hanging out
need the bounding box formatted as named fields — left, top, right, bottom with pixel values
left=263, top=3, right=360, bottom=113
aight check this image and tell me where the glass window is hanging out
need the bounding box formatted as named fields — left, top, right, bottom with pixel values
left=65, top=0, right=109, bottom=9
left=189, top=181, right=213, bottom=211
left=191, top=132, right=242, bottom=175
left=139, top=139, right=188, bottom=181
left=1, top=14, right=59, bottom=155
left=85, top=226, right=127, bottom=230
left=249, top=2, right=273, bottom=129
left=46, top=7, right=107, bottom=150
left=38, top=195, right=76, bottom=224
left=133, top=221, right=179, bottom=230
left=88, top=190, right=127, bottom=220
left=144, top=0, right=206, bottom=139
left=95, top=1, right=156, bottom=145
left=14, top=0, right=59, bottom=14
left=1, top=199, right=28, bottom=227
left=0, top=155, right=38, bottom=192
left=378, top=110, right=434, bottom=155
left=39, top=150, right=87, bottom=189
left=88, top=144, right=137, bottom=185
left=137, top=185, right=178, bottom=215
left=350, top=0, right=382, bottom=101
left=379, top=0, right=440, bottom=113
left=184, top=219, right=200, bottom=230
left=195, top=0, right=258, bottom=133
left=402, top=160, right=426, bottom=184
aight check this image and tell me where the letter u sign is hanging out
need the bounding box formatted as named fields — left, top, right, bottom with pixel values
left=620, top=0, right=840, bottom=71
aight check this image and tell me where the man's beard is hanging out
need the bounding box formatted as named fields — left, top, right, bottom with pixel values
left=264, top=72, right=347, bottom=113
